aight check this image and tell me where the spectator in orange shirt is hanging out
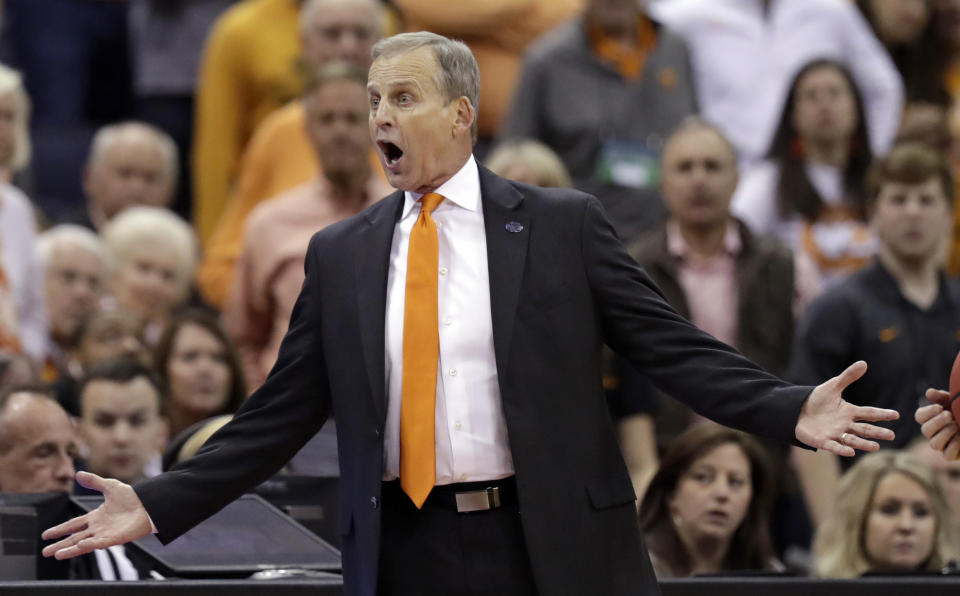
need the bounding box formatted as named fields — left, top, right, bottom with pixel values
left=197, top=0, right=384, bottom=309
left=224, top=61, right=391, bottom=390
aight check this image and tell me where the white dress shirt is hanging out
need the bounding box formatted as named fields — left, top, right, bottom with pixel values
left=652, top=0, right=903, bottom=163
left=382, top=155, right=514, bottom=484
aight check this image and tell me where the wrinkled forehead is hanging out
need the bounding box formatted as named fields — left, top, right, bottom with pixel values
left=368, top=47, right=441, bottom=92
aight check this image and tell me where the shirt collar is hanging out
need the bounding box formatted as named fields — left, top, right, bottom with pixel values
left=401, top=155, right=480, bottom=220
left=666, top=219, right=742, bottom=259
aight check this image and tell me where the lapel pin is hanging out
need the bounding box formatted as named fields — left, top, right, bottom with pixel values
left=505, top=221, right=524, bottom=233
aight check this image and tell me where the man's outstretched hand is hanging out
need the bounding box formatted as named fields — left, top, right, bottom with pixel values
left=795, top=361, right=899, bottom=456
left=916, top=388, right=960, bottom=461
left=41, top=471, right=152, bottom=560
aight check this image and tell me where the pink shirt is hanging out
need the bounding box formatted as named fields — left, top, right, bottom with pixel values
left=665, top=220, right=821, bottom=347
left=225, top=175, right=392, bottom=391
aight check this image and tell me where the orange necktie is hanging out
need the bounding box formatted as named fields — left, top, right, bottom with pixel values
left=400, top=192, right=444, bottom=507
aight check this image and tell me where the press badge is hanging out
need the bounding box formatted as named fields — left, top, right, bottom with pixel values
left=595, top=138, right=661, bottom=190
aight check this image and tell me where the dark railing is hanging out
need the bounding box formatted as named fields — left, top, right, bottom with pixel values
left=3, top=577, right=960, bottom=596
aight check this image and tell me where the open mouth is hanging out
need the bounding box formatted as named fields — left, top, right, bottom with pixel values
left=378, top=141, right=404, bottom=166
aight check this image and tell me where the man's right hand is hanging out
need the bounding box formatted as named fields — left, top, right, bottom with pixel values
left=41, top=471, right=152, bottom=559
left=916, top=388, right=960, bottom=461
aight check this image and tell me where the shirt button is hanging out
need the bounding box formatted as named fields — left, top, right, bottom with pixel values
left=439, top=267, right=448, bottom=276
left=460, top=474, right=468, bottom=482
left=454, top=421, right=462, bottom=431
left=370, top=496, right=379, bottom=509
left=435, top=221, right=443, bottom=229
left=443, top=317, right=452, bottom=326
left=449, top=368, right=457, bottom=377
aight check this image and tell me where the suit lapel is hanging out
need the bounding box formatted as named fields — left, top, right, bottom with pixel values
left=356, top=190, right=404, bottom=424
left=479, top=167, right=529, bottom=386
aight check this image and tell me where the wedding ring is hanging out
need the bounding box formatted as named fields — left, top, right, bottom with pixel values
left=840, top=432, right=849, bottom=443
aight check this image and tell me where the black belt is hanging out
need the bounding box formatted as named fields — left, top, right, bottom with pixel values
left=383, top=477, right=517, bottom=513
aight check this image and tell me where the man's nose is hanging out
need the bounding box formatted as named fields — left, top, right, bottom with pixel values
left=54, top=451, right=75, bottom=484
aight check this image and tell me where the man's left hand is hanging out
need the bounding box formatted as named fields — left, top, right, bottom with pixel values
left=795, top=360, right=898, bottom=456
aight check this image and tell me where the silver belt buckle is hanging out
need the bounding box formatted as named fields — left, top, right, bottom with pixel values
left=455, top=486, right=501, bottom=513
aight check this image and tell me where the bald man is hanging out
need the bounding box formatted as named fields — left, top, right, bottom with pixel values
left=0, top=387, right=77, bottom=494
left=82, top=121, right=179, bottom=230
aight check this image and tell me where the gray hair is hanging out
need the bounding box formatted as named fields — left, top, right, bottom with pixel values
left=88, top=121, right=179, bottom=185
left=664, top=115, right=739, bottom=164
left=36, top=224, right=107, bottom=269
left=299, top=0, right=383, bottom=36
left=372, top=32, right=480, bottom=144
left=0, top=64, right=31, bottom=173
left=101, top=206, right=197, bottom=293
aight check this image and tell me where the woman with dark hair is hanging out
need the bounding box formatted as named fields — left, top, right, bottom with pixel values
left=154, top=308, right=246, bottom=440
left=639, top=422, right=781, bottom=578
left=732, top=59, right=876, bottom=286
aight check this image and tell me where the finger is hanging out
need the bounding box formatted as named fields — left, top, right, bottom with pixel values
left=945, top=437, right=960, bottom=461
left=930, top=421, right=960, bottom=452
left=926, top=388, right=951, bottom=407
left=54, top=536, right=101, bottom=560
left=916, top=404, right=943, bottom=425
left=75, top=471, right=108, bottom=493
left=851, top=405, right=899, bottom=422
left=42, top=529, right=91, bottom=559
left=41, top=514, right=89, bottom=541
left=922, top=410, right=957, bottom=441
left=840, top=434, right=880, bottom=453
left=848, top=422, right=894, bottom=441
left=820, top=439, right=855, bottom=457
left=834, top=360, right=868, bottom=391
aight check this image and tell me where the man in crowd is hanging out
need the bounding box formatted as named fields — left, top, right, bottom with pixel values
left=81, top=121, right=178, bottom=230
left=36, top=225, right=106, bottom=382
left=501, top=0, right=698, bottom=245
left=0, top=386, right=140, bottom=579
left=198, top=0, right=385, bottom=308
left=612, top=117, right=820, bottom=492
left=76, top=359, right=166, bottom=488
left=0, top=387, right=76, bottom=494
left=44, top=33, right=898, bottom=596
left=225, top=61, right=391, bottom=390
left=792, top=142, right=960, bottom=525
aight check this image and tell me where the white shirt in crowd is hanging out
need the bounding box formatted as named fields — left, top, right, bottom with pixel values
left=651, top=0, right=903, bottom=163
left=383, top=155, right=514, bottom=485
left=0, top=183, right=47, bottom=361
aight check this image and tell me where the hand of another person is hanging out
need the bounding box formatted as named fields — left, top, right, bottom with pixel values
left=41, top=471, right=152, bottom=560
left=916, top=388, right=960, bottom=461
left=794, top=361, right=899, bottom=456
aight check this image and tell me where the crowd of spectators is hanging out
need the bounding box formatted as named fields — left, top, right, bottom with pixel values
left=1, top=0, right=960, bottom=583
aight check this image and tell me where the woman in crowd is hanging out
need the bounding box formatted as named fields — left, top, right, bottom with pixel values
left=154, top=308, right=245, bottom=442
left=732, top=59, right=875, bottom=287
left=101, top=205, right=197, bottom=344
left=0, top=63, right=46, bottom=362
left=639, top=422, right=780, bottom=578
left=814, top=451, right=958, bottom=578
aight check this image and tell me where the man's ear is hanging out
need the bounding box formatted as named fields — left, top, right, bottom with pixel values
left=452, top=96, right=475, bottom=138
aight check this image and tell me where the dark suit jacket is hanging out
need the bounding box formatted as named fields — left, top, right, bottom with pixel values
left=135, top=166, right=812, bottom=596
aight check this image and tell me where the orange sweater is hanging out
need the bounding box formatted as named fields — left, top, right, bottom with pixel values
left=192, top=0, right=303, bottom=243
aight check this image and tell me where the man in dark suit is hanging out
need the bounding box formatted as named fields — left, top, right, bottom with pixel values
left=44, top=32, right=898, bottom=596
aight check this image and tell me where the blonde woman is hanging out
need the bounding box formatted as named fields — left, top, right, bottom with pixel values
left=0, top=63, right=45, bottom=362
left=101, top=206, right=197, bottom=344
left=814, top=451, right=958, bottom=577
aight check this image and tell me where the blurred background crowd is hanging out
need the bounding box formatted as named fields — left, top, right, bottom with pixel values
left=1, top=0, right=960, bottom=582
